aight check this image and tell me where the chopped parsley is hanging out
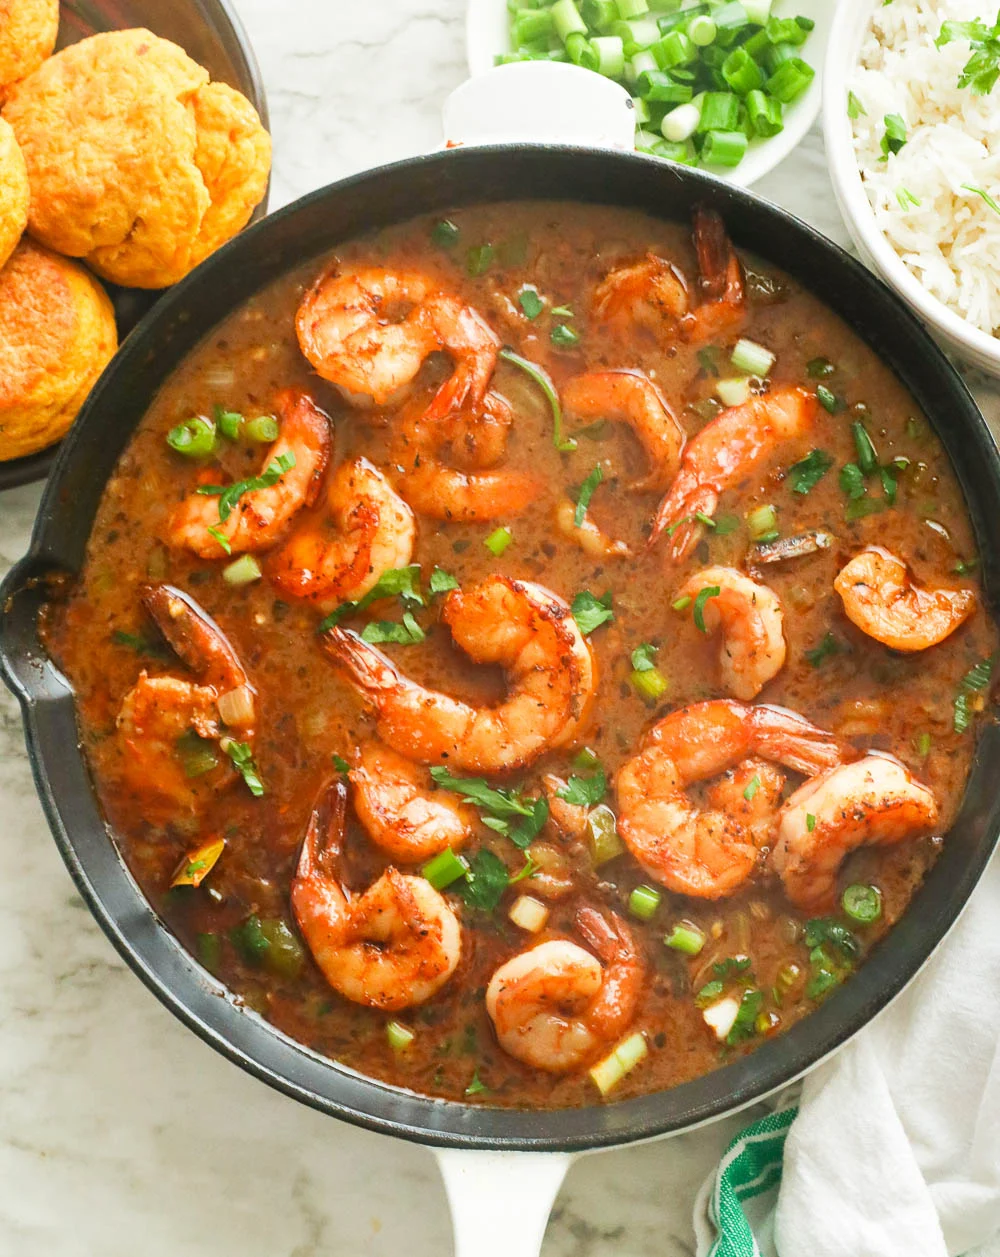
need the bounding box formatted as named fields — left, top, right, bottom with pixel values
left=847, top=90, right=867, bottom=119
left=879, top=112, right=908, bottom=160
left=839, top=462, right=866, bottom=501
left=574, top=465, right=603, bottom=526
left=206, top=525, right=232, bottom=555
left=332, top=754, right=350, bottom=776
left=429, top=567, right=459, bottom=595
left=804, top=632, right=841, bottom=667
left=225, top=740, right=264, bottom=797
left=631, top=642, right=657, bottom=672
left=788, top=448, right=834, bottom=495
left=571, top=589, right=614, bottom=634
left=456, top=850, right=511, bottom=912
left=429, top=768, right=549, bottom=849
left=556, top=769, right=607, bottom=808
left=318, top=564, right=424, bottom=633
left=936, top=14, right=1000, bottom=95
left=360, top=612, right=425, bottom=646
left=743, top=775, right=761, bottom=802
left=692, top=584, right=721, bottom=634
left=518, top=285, right=545, bottom=320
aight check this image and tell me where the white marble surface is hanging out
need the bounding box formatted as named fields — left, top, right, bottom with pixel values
left=1, top=2, right=997, bottom=1254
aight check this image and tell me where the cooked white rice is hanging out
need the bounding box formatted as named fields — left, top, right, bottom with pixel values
left=850, top=0, right=1000, bottom=337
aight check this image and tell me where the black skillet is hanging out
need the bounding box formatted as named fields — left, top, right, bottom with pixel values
left=1, top=146, right=999, bottom=1250
left=0, top=0, right=269, bottom=492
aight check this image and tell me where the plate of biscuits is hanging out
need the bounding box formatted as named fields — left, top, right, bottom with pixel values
left=0, top=0, right=271, bottom=489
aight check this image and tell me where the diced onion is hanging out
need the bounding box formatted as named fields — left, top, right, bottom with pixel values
left=217, top=684, right=255, bottom=729
left=509, top=895, right=550, bottom=933
left=702, top=996, right=740, bottom=1041
left=203, top=364, right=237, bottom=390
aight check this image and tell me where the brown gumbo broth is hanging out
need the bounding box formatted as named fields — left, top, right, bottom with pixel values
left=43, top=202, right=998, bottom=1109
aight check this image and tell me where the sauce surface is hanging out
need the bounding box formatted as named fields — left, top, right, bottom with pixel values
left=43, top=202, right=998, bottom=1109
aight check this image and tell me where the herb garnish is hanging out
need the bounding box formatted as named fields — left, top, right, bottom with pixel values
left=429, top=768, right=549, bottom=849
left=556, top=769, right=607, bottom=808
left=197, top=451, right=296, bottom=522
left=571, top=589, right=614, bottom=634
left=953, top=653, right=996, bottom=732
left=224, top=740, right=264, bottom=797
left=692, top=585, right=721, bottom=633
left=318, top=564, right=424, bottom=633
left=788, top=448, right=834, bottom=495
left=936, top=13, right=1000, bottom=95
left=574, top=465, right=603, bottom=526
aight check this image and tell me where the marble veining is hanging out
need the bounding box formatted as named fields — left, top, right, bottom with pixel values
left=1, top=0, right=998, bottom=1251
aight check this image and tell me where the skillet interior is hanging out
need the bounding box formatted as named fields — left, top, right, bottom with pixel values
left=2, top=145, right=1000, bottom=1152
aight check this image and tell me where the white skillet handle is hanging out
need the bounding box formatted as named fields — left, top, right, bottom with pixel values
left=434, top=1147, right=573, bottom=1257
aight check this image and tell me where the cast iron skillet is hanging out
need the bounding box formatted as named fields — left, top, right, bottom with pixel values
left=2, top=147, right=1000, bottom=1161
left=0, top=0, right=270, bottom=492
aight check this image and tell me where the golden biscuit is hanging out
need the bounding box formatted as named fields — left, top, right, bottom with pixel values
left=0, top=0, right=58, bottom=103
left=0, top=117, right=29, bottom=268
left=5, top=28, right=271, bottom=288
left=0, top=239, right=118, bottom=461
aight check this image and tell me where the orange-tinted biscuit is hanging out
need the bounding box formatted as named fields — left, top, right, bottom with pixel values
left=0, top=118, right=29, bottom=268
left=5, top=28, right=271, bottom=288
left=0, top=239, right=118, bottom=460
left=0, top=0, right=58, bottom=103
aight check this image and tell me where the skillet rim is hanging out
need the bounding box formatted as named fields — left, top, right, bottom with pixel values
left=2, top=144, right=1000, bottom=1152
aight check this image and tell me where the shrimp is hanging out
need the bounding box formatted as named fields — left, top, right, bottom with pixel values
left=393, top=392, right=542, bottom=523
left=562, top=371, right=685, bottom=492
left=485, top=906, right=644, bottom=1072
left=542, top=773, right=590, bottom=843
left=268, top=457, right=415, bottom=608
left=323, top=576, right=597, bottom=772
left=115, top=585, right=255, bottom=814
left=834, top=546, right=976, bottom=652
left=166, top=389, right=331, bottom=559
left=290, top=778, right=461, bottom=1009
left=296, top=267, right=499, bottom=413
left=676, top=566, right=786, bottom=700
left=592, top=207, right=745, bottom=348
left=616, top=700, right=848, bottom=898
left=650, top=387, right=819, bottom=561
left=772, top=754, right=939, bottom=910
left=555, top=498, right=631, bottom=560
left=349, top=741, right=474, bottom=862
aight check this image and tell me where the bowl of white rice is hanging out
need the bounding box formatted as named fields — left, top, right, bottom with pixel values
left=824, top=0, right=1000, bottom=374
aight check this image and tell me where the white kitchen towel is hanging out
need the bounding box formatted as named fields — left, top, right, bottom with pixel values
left=694, top=846, right=1000, bottom=1257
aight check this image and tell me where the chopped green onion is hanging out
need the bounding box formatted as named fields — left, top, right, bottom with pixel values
left=206, top=525, right=231, bottom=555
left=196, top=451, right=296, bottom=523
left=716, top=376, right=752, bottom=407
left=698, top=90, right=740, bottom=133
left=484, top=526, right=513, bottom=557
left=422, top=848, right=470, bottom=891
left=655, top=29, right=696, bottom=69
left=587, top=804, right=625, bottom=866
left=215, top=406, right=244, bottom=440
left=551, top=322, right=580, bottom=347
left=747, top=503, right=777, bottom=539
left=386, top=1020, right=416, bottom=1051
left=721, top=46, right=763, bottom=94
left=766, top=56, right=814, bottom=102
left=574, top=746, right=601, bottom=771
left=552, top=0, right=588, bottom=42
left=661, top=101, right=701, bottom=141
left=695, top=510, right=716, bottom=529
left=167, top=415, right=216, bottom=458
left=916, top=731, right=932, bottom=756
left=746, top=89, right=783, bottom=136
left=616, top=0, right=649, bottom=18
left=631, top=665, right=669, bottom=702
left=702, top=128, right=748, bottom=167
left=842, top=884, right=882, bottom=924
left=687, top=14, right=717, bottom=46
left=432, top=219, right=461, bottom=248
left=672, top=594, right=693, bottom=611
left=665, top=922, right=706, bottom=955
left=852, top=421, right=879, bottom=475
left=245, top=415, right=279, bottom=443
left=804, top=632, right=840, bottom=667
left=196, top=932, right=222, bottom=973
left=589, top=1031, right=648, bottom=1094
left=223, top=554, right=262, bottom=586
left=499, top=348, right=575, bottom=452
left=896, top=186, right=921, bottom=211
left=845, top=497, right=886, bottom=522
left=954, top=654, right=996, bottom=732
left=743, top=774, right=761, bottom=801
left=629, top=884, right=662, bottom=921
left=816, top=384, right=843, bottom=413
left=847, top=90, right=866, bottom=119
left=731, top=338, right=775, bottom=377
left=692, top=584, right=720, bottom=633
left=467, top=244, right=494, bottom=276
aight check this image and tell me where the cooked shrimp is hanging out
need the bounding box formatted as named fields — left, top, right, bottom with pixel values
left=542, top=774, right=590, bottom=842
left=772, top=754, right=939, bottom=910
left=296, top=267, right=499, bottom=412
left=704, top=758, right=787, bottom=852
left=269, top=456, right=415, bottom=607
left=650, top=387, right=818, bottom=561
left=393, top=392, right=542, bottom=523
left=166, top=389, right=331, bottom=559
left=834, top=546, right=976, bottom=652
left=291, top=778, right=461, bottom=1009
left=616, top=700, right=847, bottom=898
left=323, top=576, right=597, bottom=772
left=676, top=566, right=786, bottom=700
left=116, top=585, right=255, bottom=813
left=485, top=906, right=644, bottom=1072
left=349, top=741, right=474, bottom=862
left=592, top=207, right=745, bottom=348
left=562, top=371, right=685, bottom=492
left=555, top=497, right=631, bottom=560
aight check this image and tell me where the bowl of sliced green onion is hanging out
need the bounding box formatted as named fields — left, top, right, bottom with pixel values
left=467, top=0, right=831, bottom=185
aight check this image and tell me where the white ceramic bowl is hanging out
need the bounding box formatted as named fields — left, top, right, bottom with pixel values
left=465, top=0, right=833, bottom=186
left=823, top=0, right=1000, bottom=376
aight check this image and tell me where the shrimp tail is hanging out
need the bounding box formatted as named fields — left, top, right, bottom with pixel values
left=751, top=704, right=851, bottom=776
left=648, top=482, right=719, bottom=559
left=141, top=584, right=252, bottom=695
left=297, top=777, right=349, bottom=880
left=322, top=626, right=403, bottom=699
left=274, top=388, right=334, bottom=509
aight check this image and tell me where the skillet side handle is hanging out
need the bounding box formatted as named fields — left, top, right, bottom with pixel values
left=434, top=1147, right=572, bottom=1257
